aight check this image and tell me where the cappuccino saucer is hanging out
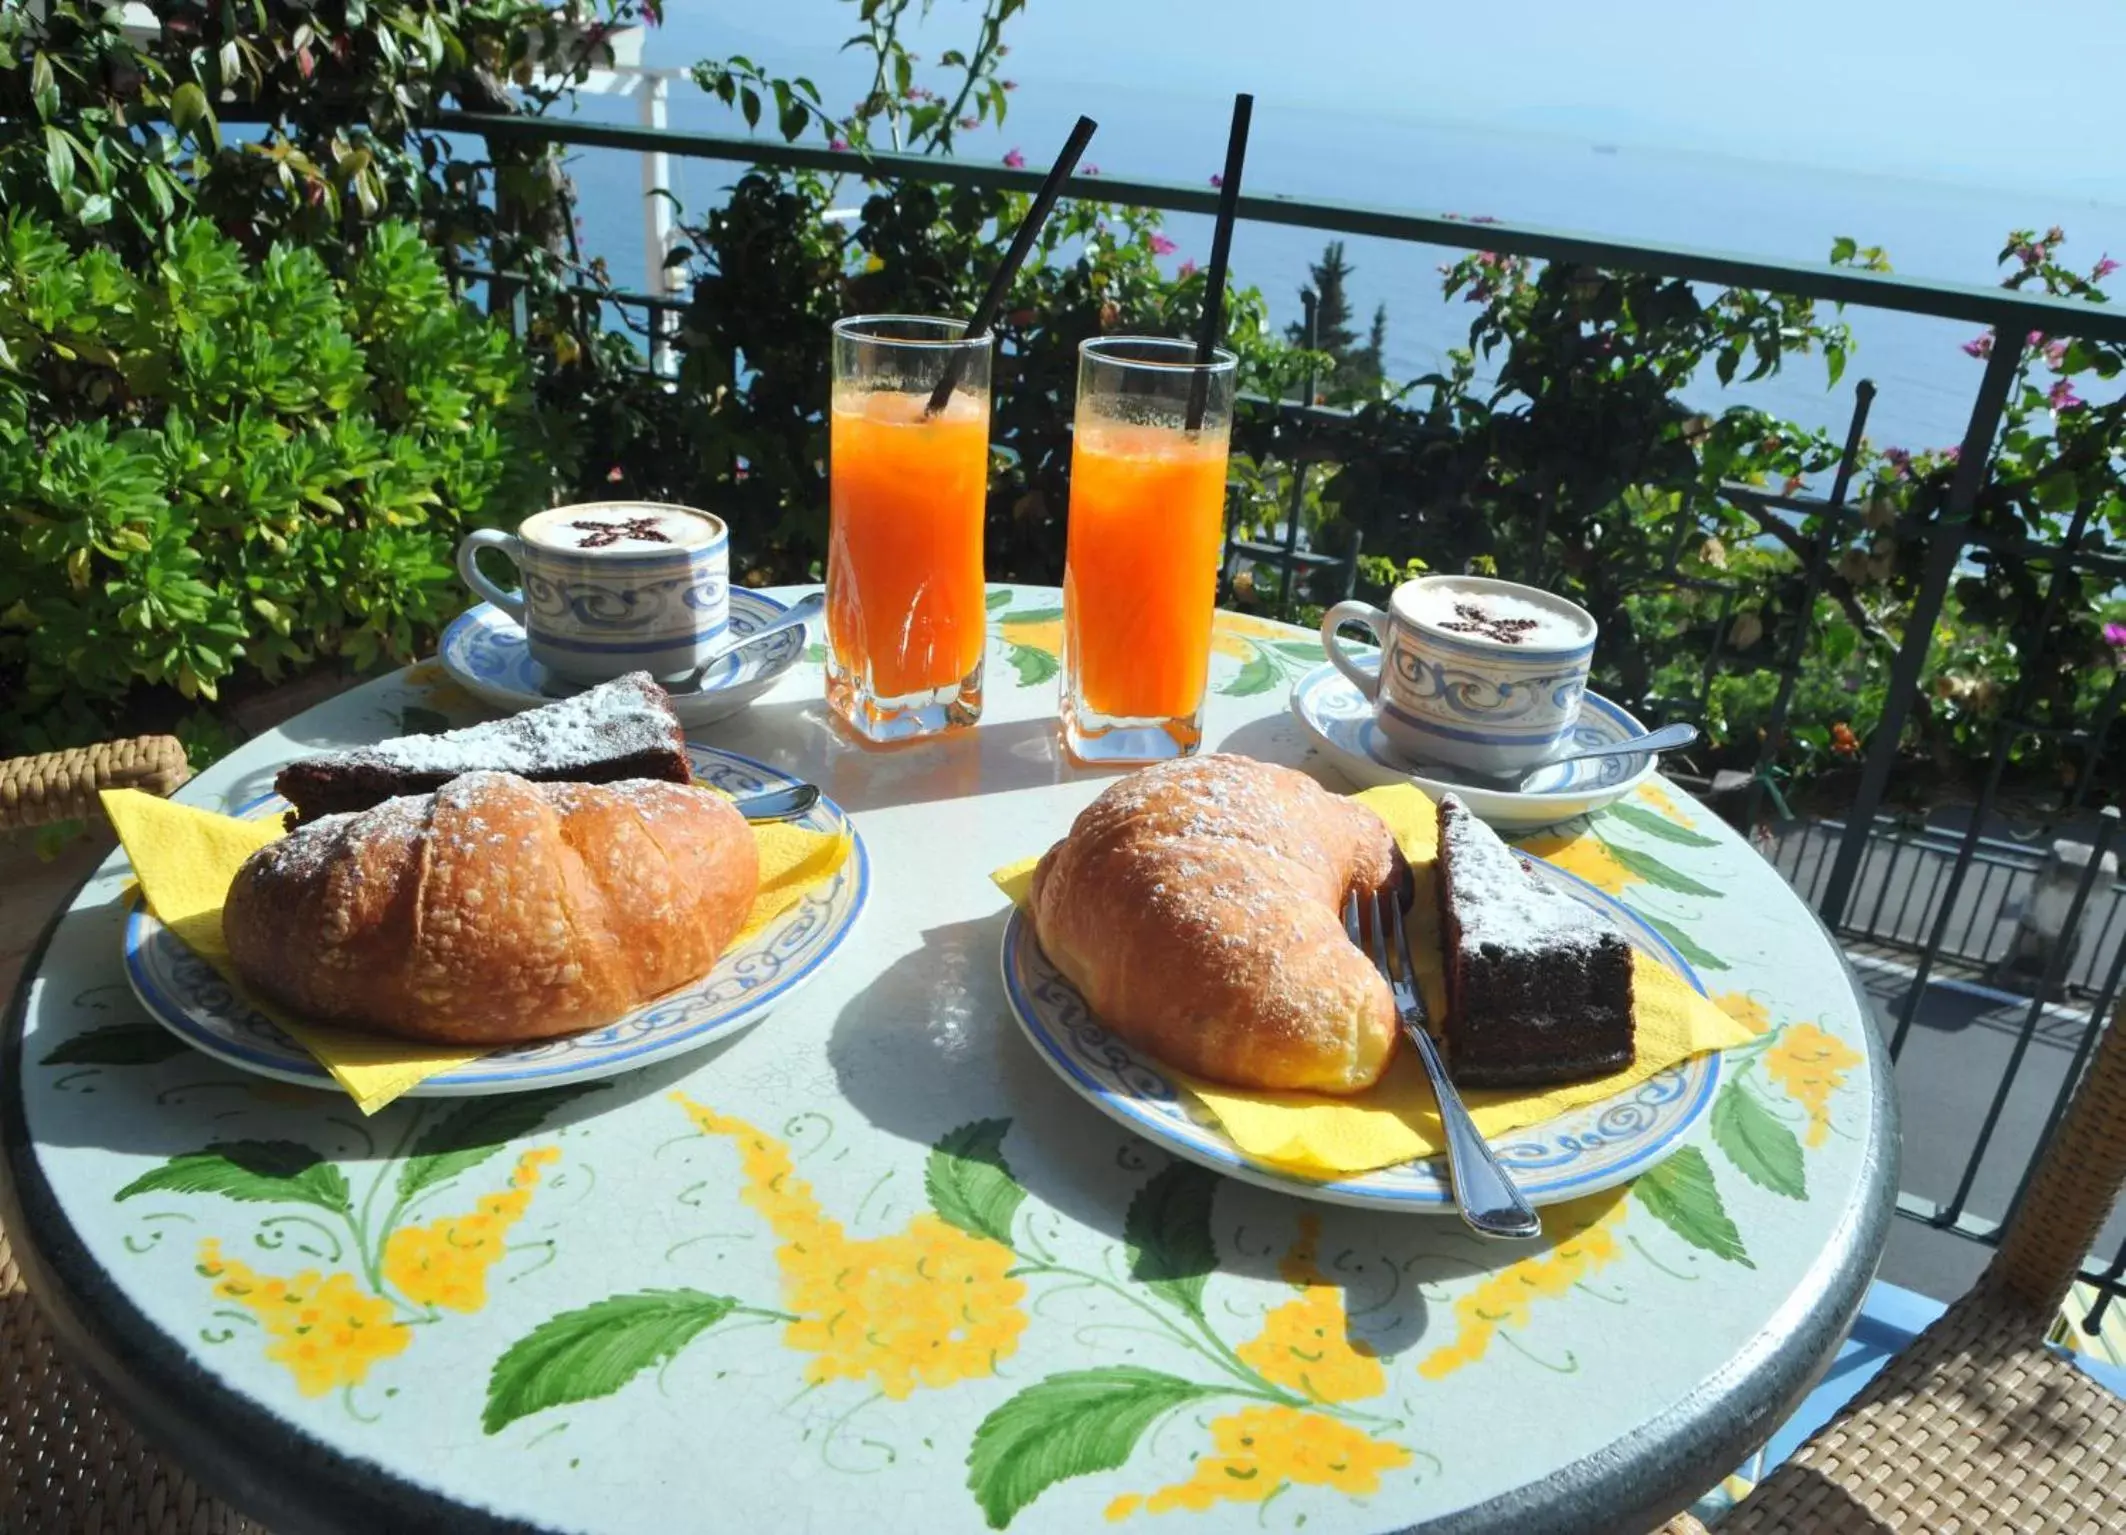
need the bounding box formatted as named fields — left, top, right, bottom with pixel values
left=440, top=589, right=807, bottom=728
left=1289, top=661, right=1658, bottom=831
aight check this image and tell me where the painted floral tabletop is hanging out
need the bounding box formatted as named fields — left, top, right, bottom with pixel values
left=2, top=586, right=1896, bottom=1535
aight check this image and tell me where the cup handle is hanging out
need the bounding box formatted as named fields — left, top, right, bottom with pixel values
left=1320, top=601, right=1390, bottom=703
left=457, top=529, right=526, bottom=624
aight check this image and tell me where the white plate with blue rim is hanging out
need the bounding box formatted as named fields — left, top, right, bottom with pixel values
left=439, top=588, right=807, bottom=728
left=1290, top=660, right=1659, bottom=833
left=121, top=743, right=868, bottom=1096
left=1002, top=855, right=1715, bottom=1213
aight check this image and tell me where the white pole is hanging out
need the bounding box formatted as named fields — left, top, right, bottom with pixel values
left=639, top=72, right=676, bottom=376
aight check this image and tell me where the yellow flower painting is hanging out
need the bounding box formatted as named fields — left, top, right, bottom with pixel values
left=198, top=1241, right=412, bottom=1397
left=677, top=1096, right=1029, bottom=1399
left=1763, top=1023, right=1864, bottom=1146
left=1419, top=1189, right=1631, bottom=1379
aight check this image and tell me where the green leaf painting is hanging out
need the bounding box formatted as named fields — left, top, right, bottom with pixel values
left=1603, top=801, right=1719, bottom=848
left=397, top=1084, right=606, bottom=1204
left=116, top=1140, right=352, bottom=1215
left=397, top=705, right=451, bottom=735
left=986, top=588, right=1013, bottom=611
left=484, top=1290, right=741, bottom=1434
left=1007, top=643, right=1059, bottom=687
left=1217, top=648, right=1279, bottom=697
left=1641, top=914, right=1730, bottom=971
left=1632, top=1147, right=1751, bottom=1267
left=966, top=1368, right=1217, bottom=1529
left=41, top=1023, right=186, bottom=1067
left=1123, top=1162, right=1219, bottom=1319
left=926, top=1119, right=1025, bottom=1246
left=1601, top=841, right=1722, bottom=898
left=1271, top=639, right=1330, bottom=661
left=804, top=642, right=827, bottom=665
left=1712, top=1081, right=1807, bottom=1200
left=999, top=606, right=1063, bottom=624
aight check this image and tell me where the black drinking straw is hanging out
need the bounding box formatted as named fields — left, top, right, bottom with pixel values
left=923, top=114, right=1099, bottom=417
left=1186, top=92, right=1253, bottom=431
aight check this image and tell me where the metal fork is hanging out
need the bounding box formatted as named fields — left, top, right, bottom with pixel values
left=1347, top=887, right=1542, bottom=1240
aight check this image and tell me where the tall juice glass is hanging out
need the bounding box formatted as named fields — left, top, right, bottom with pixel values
left=826, top=315, right=994, bottom=744
left=1061, top=337, right=1237, bottom=763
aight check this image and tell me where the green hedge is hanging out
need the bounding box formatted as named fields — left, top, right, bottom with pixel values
left=0, top=216, right=550, bottom=754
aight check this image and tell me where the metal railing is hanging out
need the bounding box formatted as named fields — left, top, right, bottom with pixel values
left=427, top=104, right=2126, bottom=1319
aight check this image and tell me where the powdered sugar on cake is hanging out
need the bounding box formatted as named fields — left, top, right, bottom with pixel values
left=352, top=673, right=678, bottom=775
left=1438, top=794, right=1612, bottom=954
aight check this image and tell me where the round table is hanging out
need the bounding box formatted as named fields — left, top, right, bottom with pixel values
left=1, top=586, right=1896, bottom=1535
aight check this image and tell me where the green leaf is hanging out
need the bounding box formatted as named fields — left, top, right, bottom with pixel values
left=1641, top=914, right=1729, bottom=972
left=31, top=53, right=57, bottom=120
left=1825, top=341, right=1846, bottom=390
left=1006, top=643, right=1058, bottom=687
left=117, top=1141, right=351, bottom=1214
left=1124, top=1162, right=1218, bottom=1318
left=1633, top=1147, right=1751, bottom=1267
left=1217, top=647, right=1280, bottom=697
left=76, top=193, right=113, bottom=227
left=926, top=1119, right=1025, bottom=1246
left=966, top=1368, right=1216, bottom=1529
left=999, top=606, right=1062, bottom=624
left=1603, top=801, right=1719, bottom=848
left=1601, top=840, right=1721, bottom=898
left=396, top=1084, right=604, bottom=1203
left=1829, top=235, right=1857, bottom=265
left=1712, top=1081, right=1807, bottom=1200
left=986, top=588, right=1013, bottom=611
left=40, top=1023, right=186, bottom=1067
left=483, top=1290, right=738, bottom=1434
left=45, top=126, right=74, bottom=196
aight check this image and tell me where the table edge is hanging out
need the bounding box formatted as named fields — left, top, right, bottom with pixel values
left=1409, top=888, right=1903, bottom=1535
left=0, top=862, right=559, bottom=1535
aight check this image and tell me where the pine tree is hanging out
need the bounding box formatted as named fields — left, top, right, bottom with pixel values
left=1287, top=240, right=1360, bottom=355
left=1349, top=301, right=1388, bottom=392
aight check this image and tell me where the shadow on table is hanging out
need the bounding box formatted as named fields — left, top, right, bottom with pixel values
left=697, top=697, right=1122, bottom=815
left=15, top=889, right=701, bottom=1169
left=1208, top=713, right=1356, bottom=790
left=814, top=910, right=1613, bottom=1365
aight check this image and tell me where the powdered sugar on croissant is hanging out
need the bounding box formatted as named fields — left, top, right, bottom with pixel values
left=1029, top=755, right=1403, bottom=1094
left=225, top=771, right=759, bottom=1045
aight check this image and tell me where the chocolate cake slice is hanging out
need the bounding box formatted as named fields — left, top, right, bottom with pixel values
left=275, top=672, right=690, bottom=827
left=1432, top=793, right=1635, bottom=1087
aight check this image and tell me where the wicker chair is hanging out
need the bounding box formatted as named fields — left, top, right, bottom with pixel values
left=1, top=737, right=267, bottom=1532
left=1664, top=991, right=2126, bottom=1533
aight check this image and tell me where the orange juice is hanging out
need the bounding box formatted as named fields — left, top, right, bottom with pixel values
left=826, top=387, right=990, bottom=711
left=1063, top=422, right=1230, bottom=723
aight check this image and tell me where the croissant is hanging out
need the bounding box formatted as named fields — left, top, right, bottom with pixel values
left=1028, top=754, right=1404, bottom=1094
left=224, top=771, right=760, bottom=1045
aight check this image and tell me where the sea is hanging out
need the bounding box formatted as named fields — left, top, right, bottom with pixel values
left=556, top=30, right=2126, bottom=461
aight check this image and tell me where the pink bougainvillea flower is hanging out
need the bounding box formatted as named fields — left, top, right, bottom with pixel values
left=1882, top=447, right=1913, bottom=477
left=829, top=137, right=849, bottom=152
left=2046, top=339, right=2070, bottom=368
left=2103, top=622, right=2126, bottom=650
left=1002, top=148, right=1025, bottom=169
left=2049, top=378, right=2084, bottom=411
left=1001, top=79, right=1018, bottom=91
left=1471, top=214, right=1500, bottom=224
left=958, top=116, right=978, bottom=131
left=1961, top=333, right=1993, bottom=359
left=1149, top=234, right=1178, bottom=256
left=1941, top=446, right=1961, bottom=463
left=1209, top=173, right=1223, bottom=188
left=2027, top=330, right=2046, bottom=347
left=2015, top=243, right=2041, bottom=265
left=1178, top=258, right=1199, bottom=277
left=1082, top=163, right=1100, bottom=175
left=2096, top=255, right=2120, bottom=281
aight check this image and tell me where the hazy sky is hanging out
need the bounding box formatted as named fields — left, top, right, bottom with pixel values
left=688, top=0, right=2126, bottom=204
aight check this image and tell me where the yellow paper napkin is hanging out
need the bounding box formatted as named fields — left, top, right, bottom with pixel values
left=104, top=788, right=851, bottom=1116
left=993, top=783, right=1753, bottom=1176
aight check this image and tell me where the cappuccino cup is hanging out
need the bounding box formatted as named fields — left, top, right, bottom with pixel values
left=457, top=502, right=731, bottom=685
left=1320, top=575, right=1598, bottom=778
